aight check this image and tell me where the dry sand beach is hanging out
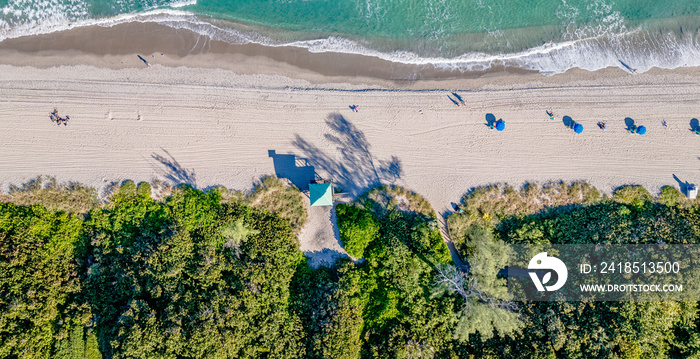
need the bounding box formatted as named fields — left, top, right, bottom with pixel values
left=1, top=23, right=700, bottom=264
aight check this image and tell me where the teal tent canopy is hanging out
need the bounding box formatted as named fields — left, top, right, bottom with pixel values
left=309, top=182, right=333, bottom=206
left=574, top=123, right=583, bottom=133
left=636, top=126, right=647, bottom=135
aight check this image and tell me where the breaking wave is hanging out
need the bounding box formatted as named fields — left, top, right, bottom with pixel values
left=1, top=0, right=700, bottom=76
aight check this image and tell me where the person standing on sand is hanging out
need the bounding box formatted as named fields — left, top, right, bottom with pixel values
left=662, top=120, right=668, bottom=129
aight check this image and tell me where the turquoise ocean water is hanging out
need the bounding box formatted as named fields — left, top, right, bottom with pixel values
left=2, top=0, right=700, bottom=74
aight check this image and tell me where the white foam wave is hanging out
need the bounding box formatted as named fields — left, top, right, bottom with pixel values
left=280, top=30, right=700, bottom=76
left=167, top=0, right=196, bottom=8
left=0, top=0, right=196, bottom=41
left=0, top=0, right=90, bottom=40
left=1, top=5, right=700, bottom=77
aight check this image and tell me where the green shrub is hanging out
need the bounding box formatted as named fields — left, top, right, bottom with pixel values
left=117, top=180, right=137, bottom=197
left=658, top=186, right=682, bottom=207
left=136, top=182, right=152, bottom=198
left=336, top=204, right=380, bottom=258
left=0, top=202, right=91, bottom=358
left=0, top=176, right=98, bottom=214
left=613, top=185, right=653, bottom=208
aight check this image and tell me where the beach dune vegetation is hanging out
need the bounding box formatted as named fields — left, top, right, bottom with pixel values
left=0, top=175, right=98, bottom=214
left=613, top=185, right=653, bottom=208
left=2, top=179, right=700, bottom=358
left=658, top=185, right=683, bottom=207
left=227, top=176, right=308, bottom=233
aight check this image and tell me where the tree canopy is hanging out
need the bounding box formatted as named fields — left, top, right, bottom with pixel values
left=2, top=180, right=700, bottom=358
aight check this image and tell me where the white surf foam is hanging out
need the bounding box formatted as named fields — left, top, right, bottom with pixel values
left=0, top=0, right=197, bottom=41
left=124, top=9, right=700, bottom=76
left=1, top=4, right=700, bottom=77
left=169, top=0, right=197, bottom=8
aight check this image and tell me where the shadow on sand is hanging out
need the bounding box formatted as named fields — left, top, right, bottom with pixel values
left=268, top=150, right=317, bottom=191
left=151, top=149, right=197, bottom=188
left=562, top=115, right=574, bottom=128
left=303, top=248, right=349, bottom=268
left=485, top=113, right=496, bottom=128
left=690, top=118, right=699, bottom=132
left=292, top=113, right=403, bottom=195
left=674, top=174, right=691, bottom=194
left=625, top=117, right=636, bottom=131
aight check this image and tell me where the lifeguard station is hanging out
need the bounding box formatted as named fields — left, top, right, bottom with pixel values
left=309, top=180, right=333, bottom=207
left=687, top=184, right=698, bottom=200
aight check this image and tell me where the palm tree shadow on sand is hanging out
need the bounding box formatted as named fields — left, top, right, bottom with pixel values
left=151, top=149, right=197, bottom=188
left=292, top=113, right=403, bottom=195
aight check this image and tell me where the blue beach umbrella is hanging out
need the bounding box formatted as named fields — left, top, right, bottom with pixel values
left=573, top=123, right=583, bottom=133
left=495, top=120, right=505, bottom=131
left=636, top=126, right=647, bottom=135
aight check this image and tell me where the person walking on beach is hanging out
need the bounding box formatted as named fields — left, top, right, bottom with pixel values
left=452, top=92, right=467, bottom=107
left=597, top=122, right=607, bottom=131
left=662, top=120, right=668, bottom=129
left=546, top=110, right=555, bottom=121
left=349, top=105, right=359, bottom=112
left=137, top=55, right=151, bottom=67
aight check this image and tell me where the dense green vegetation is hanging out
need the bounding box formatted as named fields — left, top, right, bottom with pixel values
left=335, top=204, right=379, bottom=258
left=448, top=182, right=700, bottom=358
left=3, top=179, right=700, bottom=358
left=0, top=202, right=98, bottom=358
left=297, top=186, right=462, bottom=358
left=88, top=181, right=308, bottom=358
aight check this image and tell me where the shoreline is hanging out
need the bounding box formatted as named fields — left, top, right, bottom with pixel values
left=2, top=20, right=700, bottom=87
left=4, top=3, right=700, bottom=78
left=0, top=20, right=617, bottom=83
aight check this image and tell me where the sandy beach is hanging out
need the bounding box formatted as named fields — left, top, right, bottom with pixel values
left=2, top=23, right=700, bottom=262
